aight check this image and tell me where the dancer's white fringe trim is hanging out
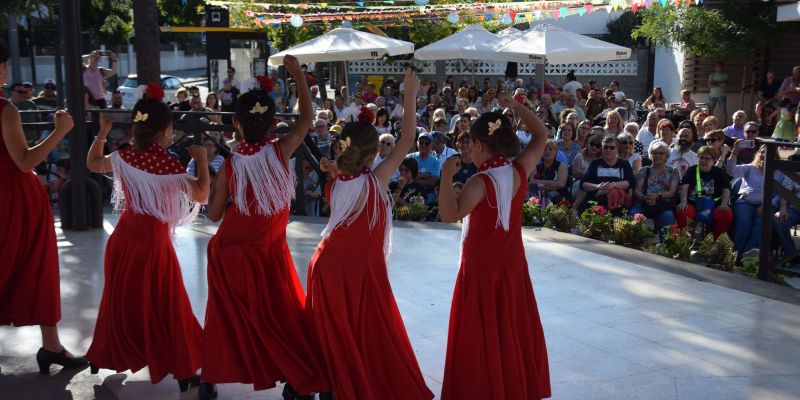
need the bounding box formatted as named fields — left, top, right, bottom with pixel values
left=110, top=152, right=201, bottom=230
left=484, top=164, right=514, bottom=231
left=322, top=173, right=393, bottom=261
left=230, top=143, right=295, bottom=216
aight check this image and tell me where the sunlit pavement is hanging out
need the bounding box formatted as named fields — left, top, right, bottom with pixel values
left=1, top=214, right=799, bottom=399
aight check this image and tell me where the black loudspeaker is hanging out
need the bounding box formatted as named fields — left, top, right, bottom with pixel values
left=205, top=5, right=229, bottom=27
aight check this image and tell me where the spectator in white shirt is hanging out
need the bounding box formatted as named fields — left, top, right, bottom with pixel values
left=667, top=127, right=699, bottom=177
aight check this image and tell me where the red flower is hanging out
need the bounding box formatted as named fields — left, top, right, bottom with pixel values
left=358, top=106, right=375, bottom=124
left=145, top=82, right=165, bottom=102
left=559, top=199, right=572, bottom=207
left=255, top=75, right=274, bottom=93
left=633, top=213, right=647, bottom=223
left=528, top=197, right=540, bottom=205
left=591, top=205, right=607, bottom=216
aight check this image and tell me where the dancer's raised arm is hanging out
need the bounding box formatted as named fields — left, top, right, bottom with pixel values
left=278, top=55, right=313, bottom=166
left=375, top=69, right=419, bottom=187
left=499, top=93, right=548, bottom=178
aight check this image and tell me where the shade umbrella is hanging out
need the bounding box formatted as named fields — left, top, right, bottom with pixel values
left=414, top=25, right=507, bottom=84
left=268, top=27, right=415, bottom=66
left=495, top=24, right=632, bottom=65
left=495, top=24, right=632, bottom=85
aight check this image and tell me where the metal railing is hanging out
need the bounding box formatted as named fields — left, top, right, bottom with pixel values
left=20, top=108, right=324, bottom=216
left=759, top=139, right=800, bottom=281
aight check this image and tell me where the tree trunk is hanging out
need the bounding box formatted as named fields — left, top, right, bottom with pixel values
left=132, top=0, right=160, bottom=85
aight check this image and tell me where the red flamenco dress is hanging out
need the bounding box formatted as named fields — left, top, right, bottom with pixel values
left=0, top=98, right=61, bottom=327
left=306, top=169, right=433, bottom=400
left=441, top=157, right=551, bottom=400
left=201, top=139, right=329, bottom=393
left=86, top=143, right=203, bottom=383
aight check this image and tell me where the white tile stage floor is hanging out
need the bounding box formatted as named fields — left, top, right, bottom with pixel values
left=1, top=215, right=799, bottom=400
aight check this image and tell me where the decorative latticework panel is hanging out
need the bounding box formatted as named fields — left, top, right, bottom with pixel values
left=445, top=60, right=638, bottom=76
left=348, top=60, right=436, bottom=75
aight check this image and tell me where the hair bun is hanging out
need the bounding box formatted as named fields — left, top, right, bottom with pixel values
left=256, top=75, right=274, bottom=93
left=145, top=83, right=165, bottom=102
left=357, top=107, right=375, bottom=125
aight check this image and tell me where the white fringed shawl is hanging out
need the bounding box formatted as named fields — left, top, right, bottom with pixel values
left=321, top=173, right=393, bottom=261
left=110, top=152, right=201, bottom=230
left=230, top=143, right=295, bottom=216
left=460, top=163, right=515, bottom=255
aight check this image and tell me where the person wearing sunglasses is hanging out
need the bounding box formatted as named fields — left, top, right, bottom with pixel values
left=667, top=127, right=699, bottom=177
left=733, top=121, right=761, bottom=165
left=8, top=82, right=42, bottom=145
left=616, top=132, right=642, bottom=174
left=702, top=129, right=731, bottom=172
left=576, top=136, right=635, bottom=213
left=372, top=133, right=395, bottom=169
left=631, top=141, right=680, bottom=234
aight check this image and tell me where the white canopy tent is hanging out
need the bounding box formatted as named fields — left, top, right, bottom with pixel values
left=268, top=27, right=414, bottom=66
left=777, top=1, right=800, bottom=22
left=495, top=24, right=632, bottom=84
left=414, top=25, right=505, bottom=62
left=495, top=24, right=632, bottom=65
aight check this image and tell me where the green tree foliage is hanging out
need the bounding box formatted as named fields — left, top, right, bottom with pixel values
left=603, top=11, right=643, bottom=47
left=81, top=0, right=133, bottom=46
left=632, top=1, right=790, bottom=59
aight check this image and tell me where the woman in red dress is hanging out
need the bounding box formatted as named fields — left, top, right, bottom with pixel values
left=85, top=84, right=210, bottom=392
left=0, top=38, right=88, bottom=374
left=200, top=55, right=328, bottom=400
left=439, top=94, right=551, bottom=399
left=306, top=71, right=432, bottom=400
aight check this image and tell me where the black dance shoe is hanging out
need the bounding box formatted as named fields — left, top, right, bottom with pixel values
left=177, top=374, right=200, bottom=392
left=198, top=382, right=218, bottom=400
left=36, top=347, right=88, bottom=374
left=318, top=392, right=334, bottom=400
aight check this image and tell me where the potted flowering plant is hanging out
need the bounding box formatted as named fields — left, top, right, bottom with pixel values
left=579, top=201, right=614, bottom=241
left=396, top=194, right=428, bottom=221
left=522, top=197, right=546, bottom=226
left=612, top=213, right=656, bottom=249
left=657, top=224, right=695, bottom=261
left=544, top=199, right=579, bottom=232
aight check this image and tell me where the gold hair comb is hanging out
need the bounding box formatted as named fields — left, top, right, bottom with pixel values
left=133, top=111, right=149, bottom=123
left=487, top=119, right=502, bottom=135
left=249, top=102, right=269, bottom=114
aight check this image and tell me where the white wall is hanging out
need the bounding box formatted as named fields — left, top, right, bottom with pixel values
left=535, top=10, right=624, bottom=34
left=653, top=46, right=685, bottom=103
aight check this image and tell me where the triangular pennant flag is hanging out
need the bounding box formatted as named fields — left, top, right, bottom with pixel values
left=525, top=12, right=532, bottom=23
left=485, top=12, right=492, bottom=20
left=660, top=0, right=668, bottom=6
left=552, top=9, right=560, bottom=19
left=613, top=3, right=619, bottom=11
left=272, top=22, right=280, bottom=28
left=355, top=1, right=364, bottom=7
left=534, top=10, right=542, bottom=20
left=578, top=7, right=586, bottom=16
left=606, top=4, right=614, bottom=13
left=509, top=11, right=517, bottom=21
left=559, top=7, right=568, bottom=18
left=254, top=18, right=262, bottom=27
left=632, top=2, right=639, bottom=13
left=586, top=4, right=594, bottom=13
left=320, top=2, right=327, bottom=6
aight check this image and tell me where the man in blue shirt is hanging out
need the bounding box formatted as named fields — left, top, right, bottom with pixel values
left=409, top=132, right=440, bottom=190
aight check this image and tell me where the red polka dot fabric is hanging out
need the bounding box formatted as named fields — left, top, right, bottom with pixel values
left=119, top=143, right=186, bottom=175
left=235, top=137, right=272, bottom=156
left=477, top=155, right=511, bottom=172
left=338, top=166, right=372, bottom=181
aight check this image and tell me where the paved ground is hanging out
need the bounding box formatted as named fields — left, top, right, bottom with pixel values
left=1, top=215, right=799, bottom=400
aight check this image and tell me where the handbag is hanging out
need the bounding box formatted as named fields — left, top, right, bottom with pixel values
left=694, top=166, right=718, bottom=222
left=639, top=167, right=676, bottom=217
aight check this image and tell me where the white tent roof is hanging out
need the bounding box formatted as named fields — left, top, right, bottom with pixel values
left=268, top=27, right=414, bottom=66
left=777, top=1, right=800, bottom=22
left=495, top=24, right=631, bottom=65
left=496, top=27, right=524, bottom=44
left=414, top=25, right=504, bottom=61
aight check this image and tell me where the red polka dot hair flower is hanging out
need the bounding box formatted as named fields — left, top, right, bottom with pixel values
left=256, top=75, right=274, bottom=94
left=357, top=107, right=375, bottom=124
left=145, top=82, right=165, bottom=102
